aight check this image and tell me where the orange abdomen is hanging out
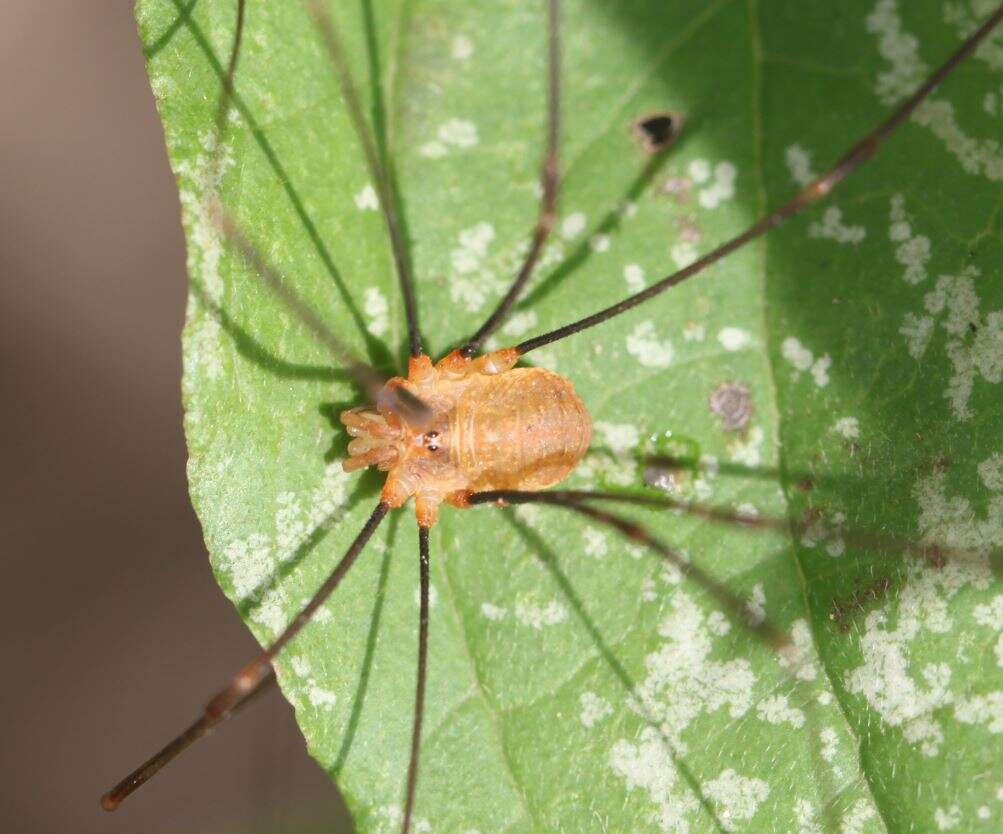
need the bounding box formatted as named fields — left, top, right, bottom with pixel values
left=451, top=367, right=591, bottom=491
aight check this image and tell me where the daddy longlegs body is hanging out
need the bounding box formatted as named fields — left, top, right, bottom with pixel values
left=106, top=1, right=1003, bottom=831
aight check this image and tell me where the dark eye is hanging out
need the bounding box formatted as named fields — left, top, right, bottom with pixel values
left=424, top=431, right=440, bottom=452
left=427, top=444, right=439, bottom=452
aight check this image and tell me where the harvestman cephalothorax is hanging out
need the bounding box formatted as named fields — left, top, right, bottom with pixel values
left=104, top=1, right=1003, bottom=831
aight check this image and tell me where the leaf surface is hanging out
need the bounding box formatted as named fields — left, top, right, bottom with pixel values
left=136, top=0, right=1003, bottom=831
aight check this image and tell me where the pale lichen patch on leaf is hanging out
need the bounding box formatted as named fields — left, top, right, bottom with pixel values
left=728, top=425, right=765, bottom=467
left=934, top=805, right=962, bottom=830
left=480, top=602, right=507, bottom=622
left=438, top=118, right=479, bottom=148
left=594, top=421, right=640, bottom=455
left=717, top=327, right=752, bottom=352
left=590, top=233, right=611, bottom=253
left=500, top=309, right=538, bottom=337
left=451, top=34, right=474, bottom=61
left=513, top=597, right=568, bottom=629
left=830, top=416, right=860, bottom=440
left=780, top=337, right=832, bottom=387
left=819, top=726, right=839, bottom=762
left=840, top=799, right=878, bottom=834
left=794, top=798, right=822, bottom=834
left=364, top=287, right=390, bottom=337
left=744, top=583, right=766, bottom=627
left=943, top=1, right=1003, bottom=72
left=176, top=132, right=234, bottom=381
left=917, top=268, right=1003, bottom=420
left=218, top=463, right=352, bottom=635
left=781, top=337, right=813, bottom=372
left=624, top=263, right=646, bottom=293
left=978, top=453, right=1003, bottom=491
left=421, top=118, right=480, bottom=159
left=808, top=206, right=866, bottom=245
left=785, top=143, right=817, bottom=186
left=579, top=691, right=613, bottom=728
left=628, top=591, right=756, bottom=752
left=670, top=241, right=698, bottom=268
left=560, top=211, right=586, bottom=240
left=900, top=312, right=935, bottom=359
left=627, top=321, right=674, bottom=368
left=845, top=465, right=999, bottom=756
left=582, top=527, right=608, bottom=558
left=697, top=161, right=737, bottom=210
left=701, top=768, right=769, bottom=832
left=889, top=195, right=931, bottom=285
left=610, top=726, right=699, bottom=832
left=868, top=0, right=1003, bottom=181
left=448, top=222, right=505, bottom=313
left=800, top=510, right=847, bottom=559
left=755, top=693, right=805, bottom=729
left=778, top=619, right=820, bottom=683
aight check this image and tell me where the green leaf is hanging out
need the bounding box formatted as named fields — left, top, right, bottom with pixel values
left=136, top=0, right=1003, bottom=831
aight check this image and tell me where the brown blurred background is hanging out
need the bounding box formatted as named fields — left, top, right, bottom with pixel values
left=0, top=3, right=351, bottom=832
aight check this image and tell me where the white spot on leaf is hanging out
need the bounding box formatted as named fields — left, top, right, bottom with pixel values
left=698, top=161, right=737, bottom=209
left=831, top=416, right=860, bottom=439
left=514, top=598, right=568, bottom=629
left=785, top=143, right=817, bottom=186
left=809, top=206, right=866, bottom=245
left=624, top=263, right=646, bottom=293
left=480, top=602, right=507, bottom=621
left=627, top=321, right=674, bottom=368
left=579, top=691, right=613, bottom=728
left=717, top=327, right=751, bottom=352
left=451, top=34, right=473, bottom=60
left=364, top=287, right=389, bottom=337
left=561, top=212, right=586, bottom=239
left=354, top=183, right=379, bottom=211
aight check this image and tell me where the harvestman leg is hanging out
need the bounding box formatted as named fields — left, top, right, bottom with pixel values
left=510, top=3, right=1003, bottom=356
left=463, top=487, right=971, bottom=829
left=306, top=6, right=441, bottom=829
left=106, top=0, right=443, bottom=809
left=460, top=0, right=562, bottom=356
left=467, top=490, right=788, bottom=650
left=104, top=0, right=1003, bottom=821
left=402, top=526, right=432, bottom=834
left=213, top=207, right=429, bottom=421
left=474, top=489, right=837, bottom=830
left=397, top=4, right=563, bottom=828
left=306, top=0, right=424, bottom=358
left=101, top=501, right=389, bottom=810
left=491, top=489, right=956, bottom=564
left=192, top=0, right=431, bottom=423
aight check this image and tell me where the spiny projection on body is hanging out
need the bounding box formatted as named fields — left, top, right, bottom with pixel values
left=102, top=1, right=1003, bottom=832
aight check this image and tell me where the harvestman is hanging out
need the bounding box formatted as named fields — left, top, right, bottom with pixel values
left=103, top=2, right=1003, bottom=832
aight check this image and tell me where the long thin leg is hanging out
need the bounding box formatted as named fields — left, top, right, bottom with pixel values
left=212, top=206, right=429, bottom=425
left=191, top=2, right=430, bottom=423
left=305, top=1, right=424, bottom=357
left=513, top=3, right=1003, bottom=355
left=470, top=489, right=959, bottom=564
left=401, top=525, right=431, bottom=834
left=460, top=0, right=561, bottom=356
left=101, top=501, right=389, bottom=811
left=467, top=491, right=788, bottom=651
